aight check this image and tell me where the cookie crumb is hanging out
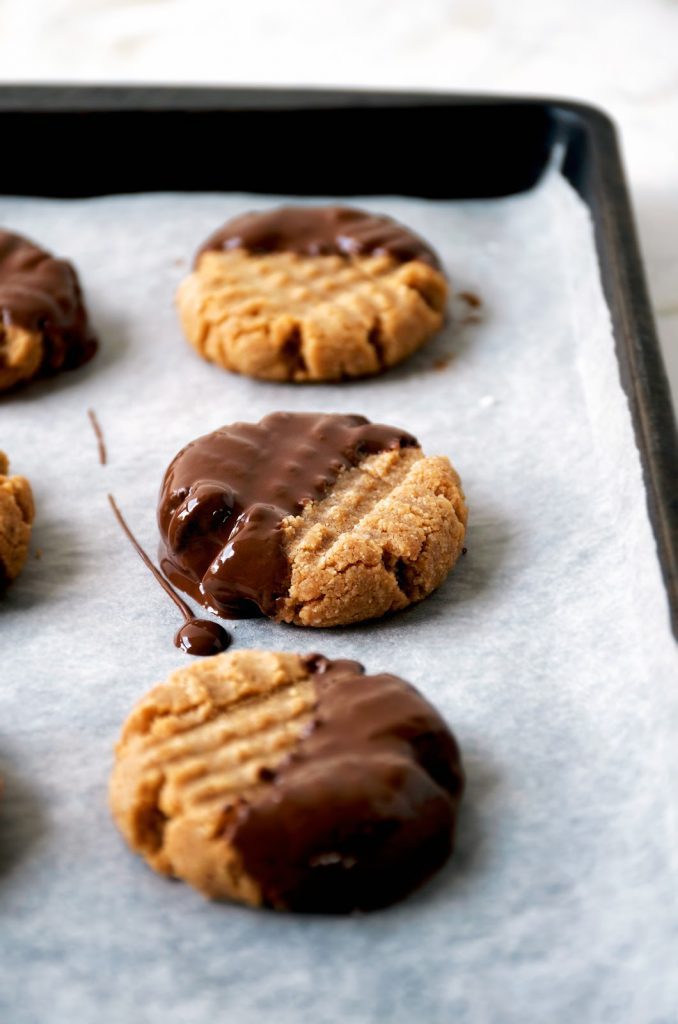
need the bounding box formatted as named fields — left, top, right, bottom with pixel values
left=452, top=289, right=483, bottom=326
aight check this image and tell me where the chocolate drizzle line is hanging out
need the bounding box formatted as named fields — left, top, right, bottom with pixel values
left=87, top=409, right=107, bottom=465
left=197, top=205, right=442, bottom=270
left=228, top=655, right=465, bottom=912
left=0, top=229, right=97, bottom=379
left=108, top=494, right=230, bottom=657
left=157, top=412, right=418, bottom=619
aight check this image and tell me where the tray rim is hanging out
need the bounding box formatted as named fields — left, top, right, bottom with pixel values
left=0, top=83, right=676, bottom=635
left=0, top=83, right=656, bottom=116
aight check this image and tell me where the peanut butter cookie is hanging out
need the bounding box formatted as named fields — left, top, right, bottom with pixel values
left=158, top=412, right=467, bottom=627
left=0, top=451, right=34, bottom=589
left=109, top=650, right=464, bottom=911
left=0, top=229, right=97, bottom=392
left=176, top=206, right=447, bottom=381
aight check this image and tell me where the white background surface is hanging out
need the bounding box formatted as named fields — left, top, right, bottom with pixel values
left=0, top=0, right=677, bottom=412
left=1, top=6, right=677, bottom=1021
left=1, top=176, right=676, bottom=1024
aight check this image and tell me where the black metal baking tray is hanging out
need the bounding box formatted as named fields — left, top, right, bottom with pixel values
left=0, top=85, right=675, bottom=633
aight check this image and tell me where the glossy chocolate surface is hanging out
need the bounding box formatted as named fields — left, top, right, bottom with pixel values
left=175, top=618, right=231, bottom=656
left=158, top=412, right=417, bottom=618
left=0, top=229, right=97, bottom=378
left=197, top=205, right=441, bottom=269
left=229, top=655, right=464, bottom=912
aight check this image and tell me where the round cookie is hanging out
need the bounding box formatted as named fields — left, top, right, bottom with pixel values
left=176, top=206, right=448, bottom=381
left=109, top=650, right=464, bottom=911
left=0, top=451, right=34, bottom=589
left=0, top=229, right=96, bottom=392
left=158, top=412, right=467, bottom=627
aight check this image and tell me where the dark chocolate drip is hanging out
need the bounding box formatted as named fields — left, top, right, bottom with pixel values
left=197, top=206, right=442, bottom=270
left=157, top=412, right=418, bottom=618
left=87, top=409, right=107, bottom=465
left=175, top=618, right=231, bottom=656
left=0, top=229, right=97, bottom=378
left=108, top=494, right=230, bottom=657
left=229, top=655, right=464, bottom=912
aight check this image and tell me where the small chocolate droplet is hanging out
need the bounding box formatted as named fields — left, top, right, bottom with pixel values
left=175, top=618, right=231, bottom=657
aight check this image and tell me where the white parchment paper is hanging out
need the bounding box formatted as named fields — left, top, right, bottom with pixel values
left=1, top=175, right=676, bottom=1024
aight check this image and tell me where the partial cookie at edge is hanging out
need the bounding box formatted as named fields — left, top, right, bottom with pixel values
left=0, top=229, right=97, bottom=392
left=0, top=451, right=35, bottom=589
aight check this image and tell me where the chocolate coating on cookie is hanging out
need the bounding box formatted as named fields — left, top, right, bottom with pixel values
left=0, top=230, right=96, bottom=379
left=197, top=206, right=442, bottom=270
left=229, top=655, right=464, bottom=912
left=158, top=412, right=417, bottom=618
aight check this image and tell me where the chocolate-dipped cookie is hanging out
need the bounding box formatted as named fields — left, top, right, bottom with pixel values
left=0, top=229, right=96, bottom=392
left=176, top=206, right=448, bottom=381
left=158, top=412, right=467, bottom=628
left=109, top=650, right=464, bottom=911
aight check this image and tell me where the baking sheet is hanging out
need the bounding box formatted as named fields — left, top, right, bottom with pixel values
left=1, top=174, right=677, bottom=1024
